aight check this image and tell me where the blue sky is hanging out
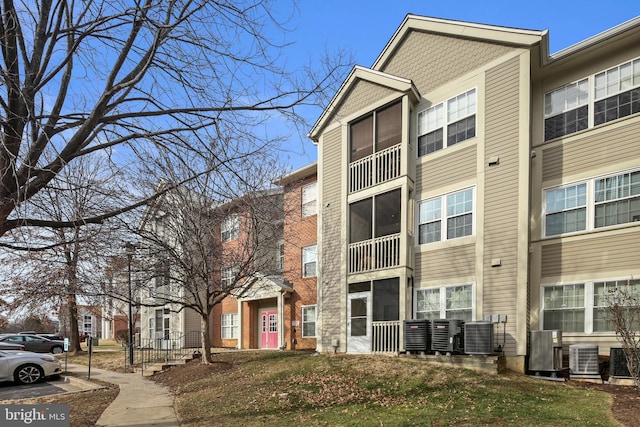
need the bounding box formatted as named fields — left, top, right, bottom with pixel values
left=279, top=0, right=640, bottom=169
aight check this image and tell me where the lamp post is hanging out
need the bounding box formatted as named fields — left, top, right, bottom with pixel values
left=125, top=243, right=135, bottom=366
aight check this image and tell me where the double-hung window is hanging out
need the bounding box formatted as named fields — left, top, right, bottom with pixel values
left=544, top=79, right=589, bottom=141
left=221, top=313, right=238, bottom=339
left=594, top=170, right=640, bottom=227
left=594, top=58, right=640, bottom=125
left=542, top=284, right=585, bottom=332
left=302, top=245, right=317, bottom=278
left=417, top=89, right=476, bottom=156
left=302, top=182, right=317, bottom=217
left=221, top=266, right=237, bottom=288
left=415, top=284, right=473, bottom=321
left=221, top=213, right=239, bottom=242
left=302, top=305, right=317, bottom=338
left=418, top=188, right=474, bottom=244
left=544, top=183, right=587, bottom=236
left=593, top=279, right=640, bottom=332
left=544, top=168, right=640, bottom=237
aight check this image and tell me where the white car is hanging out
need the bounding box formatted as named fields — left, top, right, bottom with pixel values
left=0, top=350, right=62, bottom=384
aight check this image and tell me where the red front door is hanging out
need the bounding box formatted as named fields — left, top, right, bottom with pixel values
left=261, top=311, right=278, bottom=349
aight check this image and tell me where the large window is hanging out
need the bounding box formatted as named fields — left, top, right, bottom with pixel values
left=276, top=241, right=284, bottom=271
left=542, top=279, right=640, bottom=333
left=221, top=213, right=239, bottom=242
left=418, top=188, right=474, bottom=244
left=350, top=102, right=402, bottom=162
left=544, top=169, right=640, bottom=237
left=415, top=284, right=473, bottom=321
left=417, top=88, right=476, bottom=156
left=349, top=189, right=401, bottom=243
left=544, top=56, right=640, bottom=141
left=302, top=245, right=317, bottom=278
left=302, top=182, right=317, bottom=217
left=302, top=305, right=317, bottom=338
left=221, top=313, right=238, bottom=339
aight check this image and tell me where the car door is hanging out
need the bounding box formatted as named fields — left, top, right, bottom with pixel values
left=23, top=336, right=48, bottom=352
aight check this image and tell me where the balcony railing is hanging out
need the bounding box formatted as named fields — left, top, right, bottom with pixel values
left=348, top=233, right=400, bottom=274
left=372, top=321, right=401, bottom=354
left=349, top=144, right=401, bottom=193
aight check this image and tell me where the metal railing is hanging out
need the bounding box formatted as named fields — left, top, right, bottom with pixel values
left=372, top=321, right=401, bottom=354
left=349, top=144, right=401, bottom=193
left=124, top=330, right=202, bottom=372
left=348, top=233, right=401, bottom=273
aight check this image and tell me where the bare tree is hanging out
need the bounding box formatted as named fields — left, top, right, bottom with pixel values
left=604, top=280, right=640, bottom=388
left=0, top=154, right=129, bottom=353
left=0, top=0, right=349, bottom=239
left=126, top=150, right=285, bottom=364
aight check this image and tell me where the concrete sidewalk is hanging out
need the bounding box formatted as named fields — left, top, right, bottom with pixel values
left=64, top=363, right=179, bottom=427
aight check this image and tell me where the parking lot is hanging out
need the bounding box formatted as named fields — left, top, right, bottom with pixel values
left=0, top=375, right=99, bottom=401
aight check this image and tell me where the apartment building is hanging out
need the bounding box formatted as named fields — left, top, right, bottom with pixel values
left=308, top=15, right=640, bottom=371
left=213, top=164, right=318, bottom=351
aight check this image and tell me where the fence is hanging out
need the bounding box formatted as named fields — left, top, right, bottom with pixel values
left=124, top=330, right=202, bottom=372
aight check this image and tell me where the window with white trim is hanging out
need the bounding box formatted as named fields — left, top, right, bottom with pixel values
left=542, top=284, right=585, bottom=332
left=417, top=88, right=476, bottom=156
left=418, top=188, right=474, bottom=244
left=302, top=182, right=317, bottom=217
left=221, top=313, right=238, bottom=339
left=276, top=241, right=284, bottom=271
left=415, top=284, right=473, bottom=321
left=221, top=213, right=239, bottom=242
left=544, top=168, right=640, bottom=237
left=594, top=58, right=640, bottom=125
left=544, top=79, right=589, bottom=141
left=221, top=266, right=237, bottom=289
left=302, top=305, right=317, bottom=338
left=542, top=279, right=640, bottom=334
left=302, top=245, right=317, bottom=278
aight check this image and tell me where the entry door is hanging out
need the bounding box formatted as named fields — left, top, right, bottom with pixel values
left=347, top=292, right=371, bottom=353
left=261, top=311, right=278, bottom=349
left=155, top=309, right=171, bottom=349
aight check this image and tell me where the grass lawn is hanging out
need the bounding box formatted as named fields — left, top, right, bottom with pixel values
left=149, top=351, right=625, bottom=427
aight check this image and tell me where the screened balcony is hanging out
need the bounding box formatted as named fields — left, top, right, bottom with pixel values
left=349, top=144, right=401, bottom=193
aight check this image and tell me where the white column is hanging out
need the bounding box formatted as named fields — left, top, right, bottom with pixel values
left=277, top=292, right=284, bottom=349
left=237, top=299, right=243, bottom=350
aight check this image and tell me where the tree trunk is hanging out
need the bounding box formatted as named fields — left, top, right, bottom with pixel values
left=200, top=314, right=213, bottom=364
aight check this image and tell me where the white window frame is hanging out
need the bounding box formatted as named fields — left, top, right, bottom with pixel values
left=221, top=213, right=239, bottom=242
left=414, top=284, right=475, bottom=321
left=276, top=240, right=284, bottom=271
left=417, top=187, right=475, bottom=244
left=221, top=266, right=238, bottom=288
left=417, top=88, right=476, bottom=157
left=221, top=313, right=238, bottom=339
left=543, top=168, right=640, bottom=237
left=302, top=244, right=317, bottom=278
left=302, top=182, right=317, bottom=217
left=301, top=305, right=317, bottom=338
left=544, top=55, right=640, bottom=141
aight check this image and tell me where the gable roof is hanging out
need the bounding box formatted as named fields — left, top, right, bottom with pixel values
left=308, top=15, right=546, bottom=142
left=308, top=66, right=420, bottom=142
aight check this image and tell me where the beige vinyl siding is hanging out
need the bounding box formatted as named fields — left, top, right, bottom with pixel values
left=542, top=120, right=640, bottom=182
left=319, top=127, right=344, bottom=350
left=381, top=30, right=514, bottom=94
left=541, top=232, right=640, bottom=278
left=184, top=308, right=202, bottom=339
left=482, top=56, right=521, bottom=355
left=328, top=80, right=398, bottom=129
left=416, top=145, right=476, bottom=192
left=415, top=244, right=475, bottom=281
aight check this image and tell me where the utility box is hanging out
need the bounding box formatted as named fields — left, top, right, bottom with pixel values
left=403, top=320, right=430, bottom=352
left=529, top=330, right=563, bottom=373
